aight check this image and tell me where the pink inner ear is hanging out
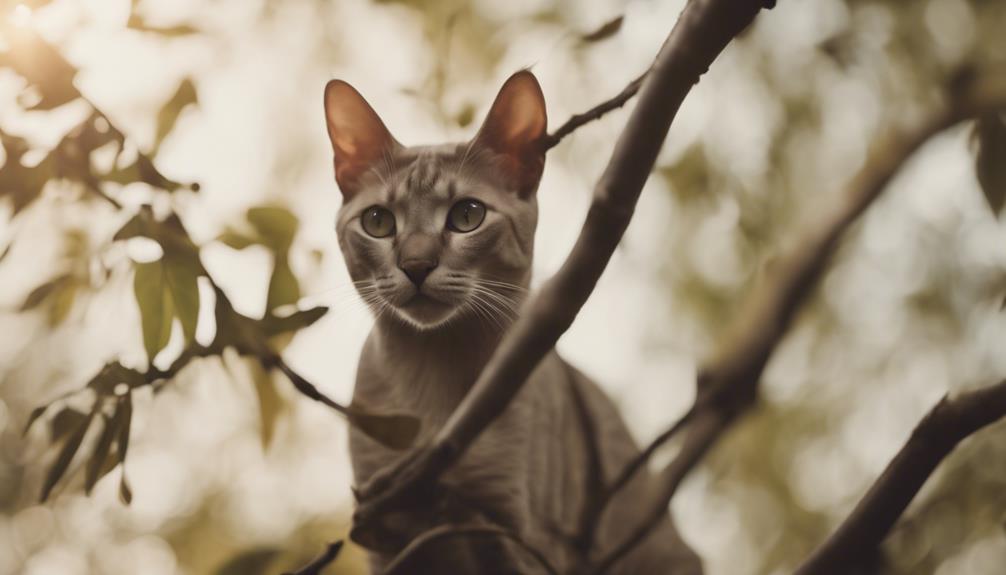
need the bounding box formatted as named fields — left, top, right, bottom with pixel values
left=324, top=80, right=398, bottom=195
left=502, top=88, right=547, bottom=148
left=478, top=71, right=547, bottom=158
left=474, top=71, right=547, bottom=194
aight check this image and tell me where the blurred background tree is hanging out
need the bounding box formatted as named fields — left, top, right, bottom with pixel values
left=0, top=0, right=1004, bottom=574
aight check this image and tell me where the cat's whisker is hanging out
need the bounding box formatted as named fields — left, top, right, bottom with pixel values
left=459, top=300, right=495, bottom=337
left=471, top=293, right=517, bottom=323
left=455, top=137, right=478, bottom=183
left=475, top=278, right=529, bottom=293
left=463, top=292, right=493, bottom=328
left=468, top=294, right=504, bottom=332
left=469, top=291, right=510, bottom=331
left=301, top=279, right=382, bottom=303
left=303, top=287, right=380, bottom=311
left=470, top=285, right=521, bottom=317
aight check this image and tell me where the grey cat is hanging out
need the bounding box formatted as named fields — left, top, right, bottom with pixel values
left=323, top=70, right=702, bottom=574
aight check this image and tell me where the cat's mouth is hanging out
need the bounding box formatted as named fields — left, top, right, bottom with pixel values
left=393, top=290, right=457, bottom=328
left=400, top=292, right=447, bottom=308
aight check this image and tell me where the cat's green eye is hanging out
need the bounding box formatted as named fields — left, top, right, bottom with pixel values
left=447, top=199, right=486, bottom=233
left=361, top=206, right=395, bottom=238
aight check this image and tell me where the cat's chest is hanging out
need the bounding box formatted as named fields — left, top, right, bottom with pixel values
left=347, top=331, right=538, bottom=493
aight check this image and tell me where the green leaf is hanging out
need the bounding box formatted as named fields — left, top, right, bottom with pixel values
left=117, top=395, right=133, bottom=465
left=213, top=548, right=281, bottom=575
left=47, top=279, right=78, bottom=327
left=134, top=261, right=174, bottom=362
left=23, top=404, right=48, bottom=435
left=20, top=275, right=69, bottom=311
left=211, top=287, right=265, bottom=354
left=261, top=306, right=328, bottom=337
left=52, top=113, right=123, bottom=184
left=154, top=78, right=197, bottom=150
left=580, top=15, right=624, bottom=43
left=216, top=229, right=258, bottom=250
left=86, top=362, right=146, bottom=395
left=247, top=206, right=298, bottom=251
left=266, top=255, right=299, bottom=311
left=119, top=474, right=133, bottom=505
left=346, top=408, right=421, bottom=450
left=41, top=410, right=94, bottom=502
left=0, top=130, right=53, bottom=215
left=164, top=257, right=200, bottom=343
left=116, top=394, right=134, bottom=505
left=973, top=113, right=1006, bottom=216
left=127, top=14, right=199, bottom=36
left=455, top=103, right=476, bottom=128
left=249, top=361, right=284, bottom=450
left=113, top=210, right=151, bottom=242
left=50, top=407, right=87, bottom=442
left=85, top=411, right=121, bottom=494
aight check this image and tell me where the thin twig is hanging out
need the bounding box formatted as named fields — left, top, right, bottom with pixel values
left=283, top=541, right=344, bottom=575
left=794, top=379, right=1006, bottom=575
left=541, top=71, right=647, bottom=151
left=272, top=355, right=349, bottom=415
left=381, top=524, right=559, bottom=575
left=83, top=175, right=123, bottom=209
left=577, top=401, right=696, bottom=548
left=590, top=409, right=726, bottom=575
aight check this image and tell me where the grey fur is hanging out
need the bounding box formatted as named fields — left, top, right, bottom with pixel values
left=331, top=87, right=702, bottom=575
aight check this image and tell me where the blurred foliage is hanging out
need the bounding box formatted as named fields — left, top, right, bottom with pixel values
left=218, top=205, right=303, bottom=314
left=651, top=0, right=1006, bottom=574
left=972, top=112, right=1006, bottom=216
left=2, top=0, right=1006, bottom=574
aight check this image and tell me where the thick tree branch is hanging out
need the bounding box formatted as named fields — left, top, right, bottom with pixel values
left=591, top=71, right=1006, bottom=567
left=794, top=379, right=1006, bottom=575
left=381, top=524, right=559, bottom=575
left=354, top=0, right=770, bottom=532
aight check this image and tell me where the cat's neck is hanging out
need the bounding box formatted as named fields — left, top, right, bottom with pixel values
left=362, top=310, right=511, bottom=420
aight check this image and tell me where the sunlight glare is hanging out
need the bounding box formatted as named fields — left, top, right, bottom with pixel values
left=10, top=3, right=32, bottom=28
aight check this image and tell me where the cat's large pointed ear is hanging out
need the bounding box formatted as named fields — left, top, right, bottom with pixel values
left=324, top=80, right=401, bottom=197
left=473, top=70, right=547, bottom=195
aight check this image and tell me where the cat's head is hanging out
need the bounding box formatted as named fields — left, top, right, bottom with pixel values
left=324, top=71, right=547, bottom=331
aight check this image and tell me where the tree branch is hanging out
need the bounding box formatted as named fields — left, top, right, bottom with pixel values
left=576, top=401, right=696, bottom=549
left=794, top=379, right=1006, bottom=575
left=591, top=408, right=726, bottom=574
left=590, top=70, right=1006, bottom=567
left=353, top=0, right=770, bottom=533
left=541, top=71, right=647, bottom=151
left=381, top=524, right=559, bottom=575
left=283, top=541, right=344, bottom=575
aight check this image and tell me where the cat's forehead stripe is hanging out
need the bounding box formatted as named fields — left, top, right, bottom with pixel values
left=385, top=148, right=469, bottom=204
left=404, top=154, right=441, bottom=191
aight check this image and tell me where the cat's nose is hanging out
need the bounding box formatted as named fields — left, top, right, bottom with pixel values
left=398, top=234, right=440, bottom=288
left=399, top=258, right=437, bottom=287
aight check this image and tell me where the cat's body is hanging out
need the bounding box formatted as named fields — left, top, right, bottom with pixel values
left=326, top=72, right=701, bottom=574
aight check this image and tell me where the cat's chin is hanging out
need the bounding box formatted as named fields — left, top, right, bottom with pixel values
left=392, top=294, right=458, bottom=331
